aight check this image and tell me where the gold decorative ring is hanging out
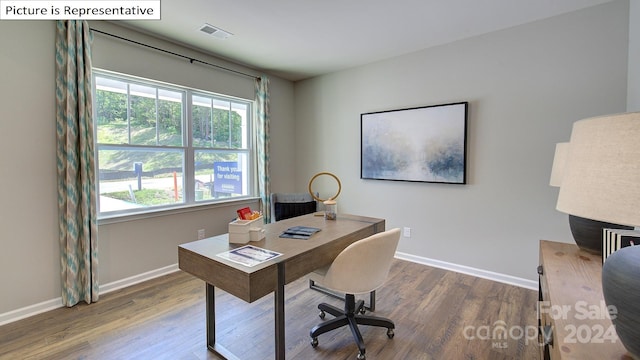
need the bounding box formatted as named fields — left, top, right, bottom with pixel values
left=308, top=172, right=341, bottom=202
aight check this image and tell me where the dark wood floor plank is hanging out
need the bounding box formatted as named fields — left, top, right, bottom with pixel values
left=0, top=259, right=538, bottom=360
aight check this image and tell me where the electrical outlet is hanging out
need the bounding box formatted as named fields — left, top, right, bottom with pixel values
left=403, top=227, right=411, bottom=238
left=197, top=229, right=205, bottom=240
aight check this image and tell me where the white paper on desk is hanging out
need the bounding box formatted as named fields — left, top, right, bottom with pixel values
left=217, top=245, right=282, bottom=267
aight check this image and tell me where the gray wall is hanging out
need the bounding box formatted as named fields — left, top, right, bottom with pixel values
left=293, top=0, right=630, bottom=281
left=0, top=20, right=60, bottom=317
left=629, top=0, right=640, bottom=111
left=0, top=0, right=634, bottom=319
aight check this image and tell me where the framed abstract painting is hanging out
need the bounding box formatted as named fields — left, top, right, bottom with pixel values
left=361, top=102, right=468, bottom=184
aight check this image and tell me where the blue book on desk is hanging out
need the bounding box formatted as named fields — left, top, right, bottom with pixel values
left=280, top=226, right=321, bottom=239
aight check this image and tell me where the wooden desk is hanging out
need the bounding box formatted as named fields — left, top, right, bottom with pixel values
left=179, top=213, right=385, bottom=360
left=538, top=240, right=630, bottom=360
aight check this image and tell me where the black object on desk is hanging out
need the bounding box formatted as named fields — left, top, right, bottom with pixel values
left=280, top=226, right=321, bottom=239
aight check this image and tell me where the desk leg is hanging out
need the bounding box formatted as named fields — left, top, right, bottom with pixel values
left=206, top=283, right=215, bottom=347
left=275, top=263, right=285, bottom=360
left=205, top=283, right=240, bottom=360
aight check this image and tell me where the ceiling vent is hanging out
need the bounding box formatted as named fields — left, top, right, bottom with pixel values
left=199, top=23, right=233, bottom=40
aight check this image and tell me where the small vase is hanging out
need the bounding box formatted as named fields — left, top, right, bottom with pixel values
left=323, top=200, right=336, bottom=220
left=602, top=245, right=640, bottom=360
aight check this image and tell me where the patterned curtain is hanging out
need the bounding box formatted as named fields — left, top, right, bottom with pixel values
left=55, top=20, right=98, bottom=306
left=255, top=76, right=272, bottom=223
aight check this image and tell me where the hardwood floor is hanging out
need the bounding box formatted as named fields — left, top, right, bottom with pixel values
left=0, top=260, right=539, bottom=359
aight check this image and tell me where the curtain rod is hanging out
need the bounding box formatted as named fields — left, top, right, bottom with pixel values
left=90, top=28, right=259, bottom=80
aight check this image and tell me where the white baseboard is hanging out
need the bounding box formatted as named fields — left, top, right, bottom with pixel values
left=99, top=264, right=180, bottom=295
left=395, top=251, right=538, bottom=291
left=0, top=298, right=64, bottom=327
left=1, top=257, right=536, bottom=327
left=0, top=264, right=180, bottom=327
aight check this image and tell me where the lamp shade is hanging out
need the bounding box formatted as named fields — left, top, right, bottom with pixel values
left=549, top=142, right=568, bottom=187
left=556, top=112, right=640, bottom=227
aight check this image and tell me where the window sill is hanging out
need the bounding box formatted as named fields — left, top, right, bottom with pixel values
left=97, top=197, right=260, bottom=226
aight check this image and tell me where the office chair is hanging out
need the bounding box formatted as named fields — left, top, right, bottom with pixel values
left=309, top=228, right=400, bottom=360
left=270, top=192, right=318, bottom=223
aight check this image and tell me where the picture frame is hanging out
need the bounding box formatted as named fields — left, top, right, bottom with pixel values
left=361, top=102, right=468, bottom=184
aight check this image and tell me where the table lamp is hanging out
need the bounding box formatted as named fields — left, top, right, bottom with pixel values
left=555, top=111, right=640, bottom=359
left=550, top=142, right=632, bottom=254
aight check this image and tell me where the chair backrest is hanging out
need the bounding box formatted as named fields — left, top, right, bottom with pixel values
left=322, top=228, right=401, bottom=294
left=270, top=192, right=318, bottom=222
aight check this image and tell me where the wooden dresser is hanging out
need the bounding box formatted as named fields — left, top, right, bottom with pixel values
left=538, top=240, right=630, bottom=359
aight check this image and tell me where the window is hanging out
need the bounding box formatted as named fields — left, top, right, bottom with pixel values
left=94, top=71, right=253, bottom=217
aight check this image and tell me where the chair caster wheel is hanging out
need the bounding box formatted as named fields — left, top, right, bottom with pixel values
left=357, top=351, right=366, bottom=360
left=318, top=310, right=325, bottom=319
left=311, top=337, right=318, bottom=348
left=387, top=328, right=395, bottom=338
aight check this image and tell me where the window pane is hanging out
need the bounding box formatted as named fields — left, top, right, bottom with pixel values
left=96, top=76, right=127, bottom=94
left=98, top=147, right=185, bottom=213
left=192, top=95, right=212, bottom=148
left=129, top=84, right=157, bottom=146
left=232, top=102, right=249, bottom=149
left=212, top=105, right=232, bottom=148
left=194, top=150, right=249, bottom=201
left=95, top=76, right=128, bottom=144
left=193, top=95, right=248, bottom=149
left=157, top=89, right=184, bottom=146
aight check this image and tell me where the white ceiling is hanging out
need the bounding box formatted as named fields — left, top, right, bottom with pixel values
left=122, top=0, right=615, bottom=81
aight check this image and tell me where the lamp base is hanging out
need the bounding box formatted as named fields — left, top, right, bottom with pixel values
left=568, top=215, right=632, bottom=254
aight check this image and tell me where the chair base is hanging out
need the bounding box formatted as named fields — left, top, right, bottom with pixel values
left=309, top=279, right=376, bottom=311
left=310, top=294, right=394, bottom=359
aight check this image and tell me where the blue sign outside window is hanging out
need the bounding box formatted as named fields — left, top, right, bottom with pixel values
left=214, top=161, right=242, bottom=194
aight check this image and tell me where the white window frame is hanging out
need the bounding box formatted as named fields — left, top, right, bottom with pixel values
left=93, top=69, right=255, bottom=220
